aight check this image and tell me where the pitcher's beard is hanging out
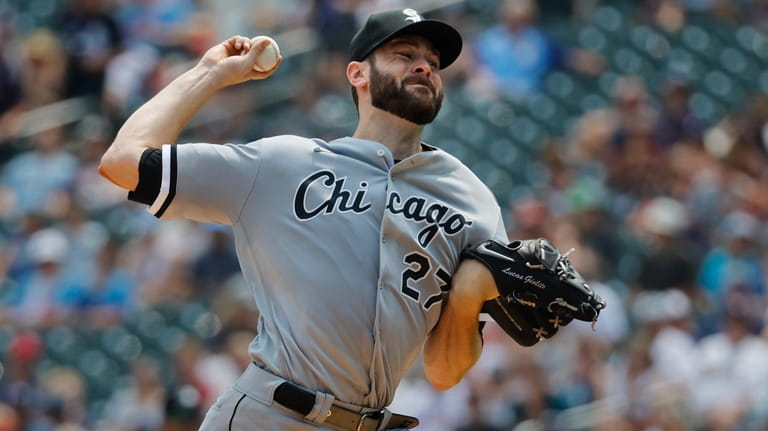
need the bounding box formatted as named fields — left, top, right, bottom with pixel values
left=369, top=61, right=443, bottom=125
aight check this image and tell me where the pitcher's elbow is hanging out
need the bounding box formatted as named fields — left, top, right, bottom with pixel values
left=98, top=149, right=120, bottom=182
left=429, top=379, right=457, bottom=392
left=423, top=365, right=462, bottom=391
left=97, top=146, right=140, bottom=190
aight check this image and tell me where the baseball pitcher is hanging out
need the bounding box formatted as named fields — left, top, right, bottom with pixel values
left=99, top=7, right=604, bottom=431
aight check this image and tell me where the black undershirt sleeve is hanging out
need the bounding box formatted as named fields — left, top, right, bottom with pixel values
left=127, top=148, right=162, bottom=205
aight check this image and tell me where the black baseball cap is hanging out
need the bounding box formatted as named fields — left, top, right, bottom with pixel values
left=349, top=8, right=463, bottom=70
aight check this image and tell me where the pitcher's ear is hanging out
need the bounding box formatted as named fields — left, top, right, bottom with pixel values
left=347, top=61, right=368, bottom=89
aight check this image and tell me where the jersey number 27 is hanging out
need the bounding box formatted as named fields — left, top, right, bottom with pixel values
left=401, top=252, right=451, bottom=310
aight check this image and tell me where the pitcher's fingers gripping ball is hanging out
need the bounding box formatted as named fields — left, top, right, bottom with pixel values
left=462, top=238, right=607, bottom=346
left=250, top=36, right=280, bottom=71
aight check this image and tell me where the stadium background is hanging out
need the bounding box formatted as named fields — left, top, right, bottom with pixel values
left=0, top=0, right=767, bottom=429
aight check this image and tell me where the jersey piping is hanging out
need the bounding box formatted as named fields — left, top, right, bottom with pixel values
left=148, top=144, right=177, bottom=217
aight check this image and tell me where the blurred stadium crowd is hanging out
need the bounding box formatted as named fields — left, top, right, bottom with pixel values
left=0, top=0, right=767, bottom=430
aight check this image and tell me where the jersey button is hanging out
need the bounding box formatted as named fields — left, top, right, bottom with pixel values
left=376, top=149, right=385, bottom=157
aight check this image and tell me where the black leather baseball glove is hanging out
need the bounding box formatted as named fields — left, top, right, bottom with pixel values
left=462, top=238, right=606, bottom=346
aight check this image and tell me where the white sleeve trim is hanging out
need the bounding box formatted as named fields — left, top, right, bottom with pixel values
left=147, top=144, right=172, bottom=215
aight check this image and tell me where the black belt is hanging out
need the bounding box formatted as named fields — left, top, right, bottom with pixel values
left=273, top=382, right=418, bottom=430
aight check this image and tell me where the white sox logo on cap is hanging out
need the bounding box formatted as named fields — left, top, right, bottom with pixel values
left=403, top=8, right=423, bottom=23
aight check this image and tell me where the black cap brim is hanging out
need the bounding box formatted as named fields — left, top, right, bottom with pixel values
left=388, top=20, right=462, bottom=69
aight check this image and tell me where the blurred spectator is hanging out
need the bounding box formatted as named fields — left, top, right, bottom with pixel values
left=563, top=178, right=627, bottom=280
left=192, top=228, right=240, bottom=296
left=0, top=29, right=68, bottom=144
left=601, top=76, right=670, bottom=197
left=76, top=238, right=138, bottom=326
left=194, top=330, right=252, bottom=411
left=0, top=331, right=52, bottom=429
left=697, top=211, right=765, bottom=319
left=102, top=356, right=167, bottom=430
left=0, top=403, right=19, bottom=431
left=0, top=23, right=20, bottom=121
left=506, top=196, right=550, bottom=240
left=19, top=29, right=68, bottom=106
left=304, top=0, right=362, bottom=96
left=691, top=308, right=768, bottom=430
left=566, top=242, right=631, bottom=346
left=454, top=393, right=502, bottom=431
left=163, top=383, right=204, bottom=431
left=71, top=114, right=127, bottom=212
left=0, top=126, right=78, bottom=218
left=2, top=212, right=47, bottom=278
left=117, top=220, right=208, bottom=307
left=55, top=0, right=123, bottom=99
left=742, top=93, right=768, bottom=156
left=102, top=43, right=161, bottom=120
left=467, top=0, right=603, bottom=101
left=311, top=0, right=360, bottom=54
left=506, top=359, right=565, bottom=427
left=58, top=196, right=110, bottom=280
left=1, top=227, right=83, bottom=327
left=114, top=0, right=198, bottom=52
left=38, top=366, right=89, bottom=428
left=631, top=197, right=699, bottom=295
left=655, top=77, right=708, bottom=147
left=601, top=330, right=690, bottom=430
left=171, top=337, right=214, bottom=411
left=632, top=289, right=698, bottom=389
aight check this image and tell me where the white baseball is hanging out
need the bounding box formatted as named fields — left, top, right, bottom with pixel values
left=252, top=37, right=280, bottom=72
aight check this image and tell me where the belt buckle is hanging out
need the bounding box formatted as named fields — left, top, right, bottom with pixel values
left=356, top=412, right=381, bottom=431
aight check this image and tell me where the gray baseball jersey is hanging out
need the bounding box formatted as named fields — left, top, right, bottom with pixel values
left=146, top=135, right=507, bottom=408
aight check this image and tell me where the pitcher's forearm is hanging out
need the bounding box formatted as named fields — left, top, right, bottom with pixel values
left=118, top=63, right=220, bottom=150
left=423, top=302, right=484, bottom=390
left=99, top=64, right=220, bottom=189
left=422, top=259, right=499, bottom=390
left=100, top=35, right=282, bottom=190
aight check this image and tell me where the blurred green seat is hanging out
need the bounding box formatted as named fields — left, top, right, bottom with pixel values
left=705, top=70, right=746, bottom=108
left=734, top=25, right=768, bottom=62
left=484, top=99, right=518, bottom=129
left=577, top=26, right=609, bottom=53
left=719, top=47, right=749, bottom=76
left=487, top=138, right=521, bottom=167
left=688, top=91, right=723, bottom=123
left=579, top=92, right=609, bottom=112
left=760, top=71, right=768, bottom=94
left=662, top=48, right=707, bottom=86
left=680, top=25, right=721, bottom=62
left=454, top=115, right=489, bottom=150
left=525, top=94, right=559, bottom=123
left=101, top=327, right=143, bottom=365
left=78, top=348, right=121, bottom=400
left=630, top=26, right=671, bottom=63
left=611, top=47, right=654, bottom=77
left=544, top=71, right=581, bottom=105
left=592, top=5, right=625, bottom=34
left=524, top=161, right=552, bottom=187
left=509, top=116, right=546, bottom=151
left=44, top=326, right=81, bottom=364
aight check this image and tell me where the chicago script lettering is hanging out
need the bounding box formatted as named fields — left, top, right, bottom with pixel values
left=386, top=192, right=472, bottom=247
left=294, top=170, right=371, bottom=220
